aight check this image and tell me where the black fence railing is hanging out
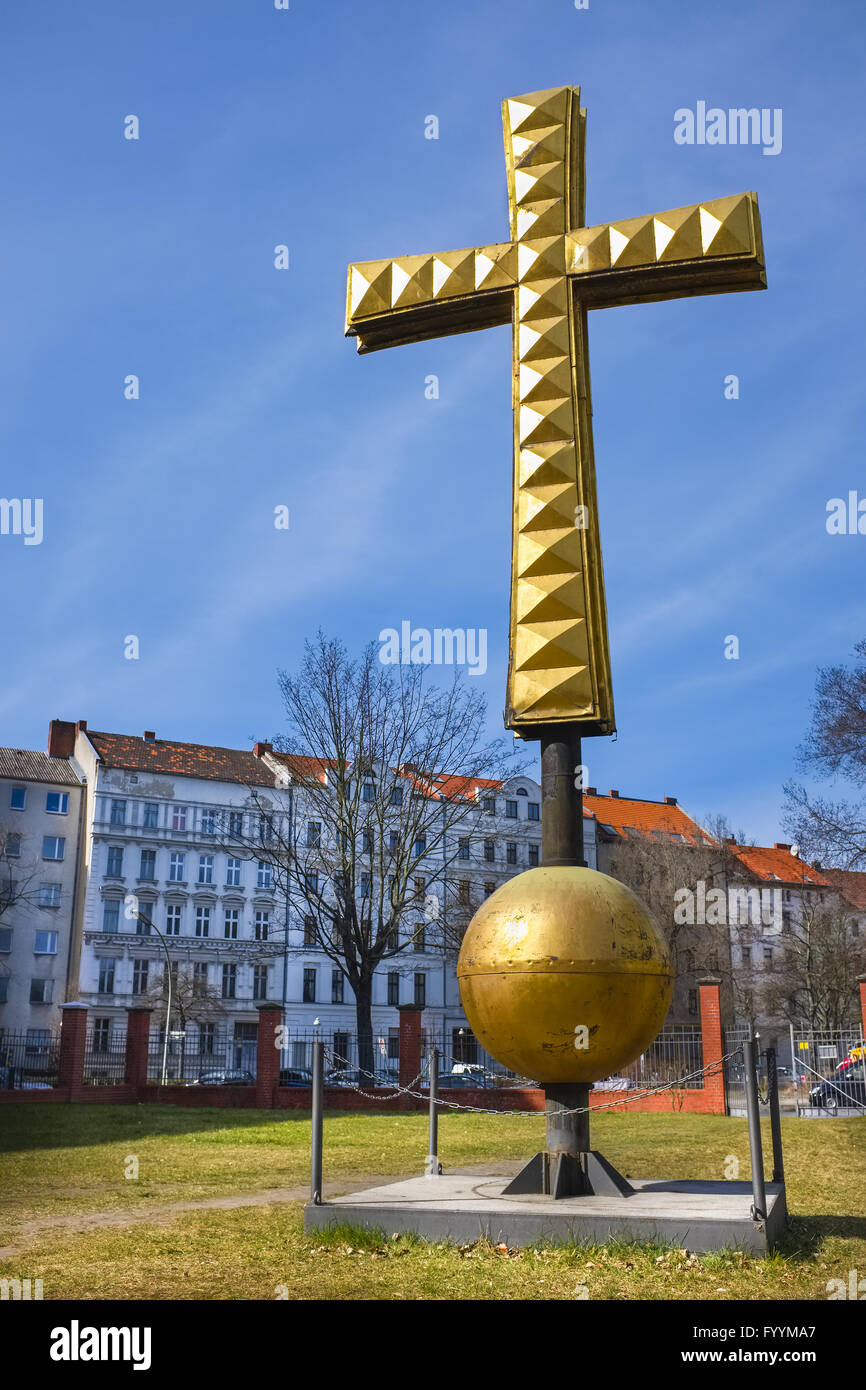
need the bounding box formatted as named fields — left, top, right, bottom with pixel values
left=145, top=1028, right=257, bottom=1085
left=0, top=1030, right=61, bottom=1089
left=83, top=1036, right=128, bottom=1086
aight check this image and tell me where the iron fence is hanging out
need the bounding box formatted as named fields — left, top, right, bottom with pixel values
left=145, top=1026, right=257, bottom=1085
left=0, top=1030, right=60, bottom=1089
left=724, top=1026, right=866, bottom=1116
left=83, top=1030, right=128, bottom=1086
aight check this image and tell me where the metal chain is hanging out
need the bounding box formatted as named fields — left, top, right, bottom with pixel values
left=322, top=1046, right=742, bottom=1118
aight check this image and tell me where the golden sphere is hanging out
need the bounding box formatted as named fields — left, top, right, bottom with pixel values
left=457, top=866, right=673, bottom=1083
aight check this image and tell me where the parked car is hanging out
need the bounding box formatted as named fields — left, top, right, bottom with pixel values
left=439, top=1069, right=495, bottom=1090
left=196, top=1068, right=255, bottom=1086
left=810, top=1060, right=866, bottom=1114
left=279, top=1067, right=313, bottom=1087
left=592, top=1075, right=638, bottom=1091
left=325, top=1068, right=394, bottom=1088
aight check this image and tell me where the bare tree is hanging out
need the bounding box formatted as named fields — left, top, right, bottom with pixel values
left=222, top=634, right=520, bottom=1075
left=757, top=896, right=866, bottom=1031
left=783, top=639, right=866, bottom=869
left=0, top=827, right=41, bottom=925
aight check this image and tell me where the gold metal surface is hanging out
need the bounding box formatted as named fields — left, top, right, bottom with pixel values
left=457, top=866, right=673, bottom=1083
left=346, top=86, right=765, bottom=736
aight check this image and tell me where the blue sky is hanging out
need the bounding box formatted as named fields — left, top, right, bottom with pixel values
left=1, top=0, right=864, bottom=843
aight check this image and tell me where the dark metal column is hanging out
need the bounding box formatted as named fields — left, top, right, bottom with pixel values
left=743, top=1037, right=766, bottom=1222
left=766, top=1047, right=785, bottom=1185
left=310, top=1039, right=324, bottom=1205
left=540, top=727, right=585, bottom=867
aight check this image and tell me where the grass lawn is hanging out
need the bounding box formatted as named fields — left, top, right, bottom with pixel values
left=0, top=1104, right=863, bottom=1300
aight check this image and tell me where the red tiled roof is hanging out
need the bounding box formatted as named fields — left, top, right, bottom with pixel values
left=730, top=844, right=831, bottom=886
left=269, top=752, right=334, bottom=785
left=582, top=792, right=709, bottom=845
left=820, top=867, right=866, bottom=911
left=87, top=732, right=276, bottom=787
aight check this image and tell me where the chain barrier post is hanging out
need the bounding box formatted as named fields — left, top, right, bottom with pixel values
left=310, top=1039, right=324, bottom=1205
left=425, top=1046, right=440, bottom=1177
left=766, top=1047, right=785, bottom=1184
left=743, top=1037, right=766, bottom=1222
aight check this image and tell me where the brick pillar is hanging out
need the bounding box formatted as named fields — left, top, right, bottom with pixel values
left=698, top=976, right=725, bottom=1113
left=398, top=1003, right=423, bottom=1088
left=58, top=1002, right=88, bottom=1095
left=256, top=1004, right=283, bottom=1108
left=125, top=1007, right=152, bottom=1090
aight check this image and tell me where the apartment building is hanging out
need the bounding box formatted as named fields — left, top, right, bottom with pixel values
left=0, top=747, right=84, bottom=1032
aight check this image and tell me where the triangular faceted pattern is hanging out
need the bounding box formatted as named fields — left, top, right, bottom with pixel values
left=569, top=192, right=756, bottom=275
left=504, top=86, right=598, bottom=721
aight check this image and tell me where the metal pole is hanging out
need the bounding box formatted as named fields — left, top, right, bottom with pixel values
left=426, top=1045, right=439, bottom=1177
left=743, top=1037, right=766, bottom=1221
left=540, top=728, right=584, bottom=867
left=310, top=1038, right=324, bottom=1204
left=135, top=910, right=171, bottom=1086
left=766, top=1047, right=784, bottom=1185
left=789, top=1021, right=800, bottom=1116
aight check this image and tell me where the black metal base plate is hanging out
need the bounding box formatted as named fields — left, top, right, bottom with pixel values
left=503, top=1150, right=634, bottom=1199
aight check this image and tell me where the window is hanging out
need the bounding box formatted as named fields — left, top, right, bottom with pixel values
left=331, top=970, right=344, bottom=1004
left=254, top=910, right=269, bottom=941
left=106, top=846, right=123, bottom=877
left=506, top=842, right=517, bottom=865
left=258, top=814, right=274, bottom=843
left=192, top=962, right=209, bottom=995
left=304, top=870, right=318, bottom=895
left=135, top=915, right=151, bottom=936
left=360, top=873, right=371, bottom=898
left=224, top=909, right=239, bottom=939
left=387, top=1028, right=400, bottom=1062
left=362, top=829, right=373, bottom=854
left=38, top=884, right=61, bottom=909
left=386, top=926, right=398, bottom=952
left=387, top=972, right=400, bottom=1006
left=303, top=917, right=316, bottom=947
left=102, top=900, right=120, bottom=933
left=198, top=1022, right=216, bottom=1055
left=390, top=785, right=403, bottom=806
left=459, top=880, right=470, bottom=905
left=482, top=796, right=495, bottom=815
left=414, top=972, right=426, bottom=1007
left=198, top=854, right=214, bottom=885
left=528, top=845, right=539, bottom=867
left=0, top=928, right=11, bottom=952
left=505, top=800, right=518, bottom=819
left=172, top=806, right=187, bottom=831
left=42, top=836, right=65, bottom=861
left=253, top=964, right=268, bottom=1001
left=228, top=811, right=243, bottom=837
left=258, top=862, right=272, bottom=891
left=484, top=840, right=495, bottom=863
left=226, top=857, right=242, bottom=887
left=0, top=977, right=7, bottom=1002
left=30, top=978, right=53, bottom=1004
left=6, top=833, right=20, bottom=857
left=741, top=943, right=751, bottom=965
left=527, top=802, right=540, bottom=822
left=458, top=837, right=470, bottom=860
left=413, top=922, right=426, bottom=952
left=413, top=876, right=426, bottom=899
left=413, top=836, right=426, bottom=857
left=97, top=958, right=116, bottom=994
left=139, top=849, right=156, bottom=880
left=92, top=1018, right=111, bottom=1053
left=143, top=802, right=159, bottom=829
left=200, top=809, right=215, bottom=835
left=169, top=852, right=186, bottom=882
left=688, top=989, right=698, bottom=1017
left=362, top=782, right=375, bottom=803
left=484, top=882, right=495, bottom=898
left=195, top=906, right=211, bottom=938
left=165, top=904, right=182, bottom=937
left=110, top=799, right=127, bottom=825
left=10, top=786, right=26, bottom=810
left=132, top=959, right=149, bottom=995
left=46, top=791, right=69, bottom=815
left=388, top=830, right=399, bottom=853
left=221, top=963, right=237, bottom=999
left=763, top=946, right=773, bottom=963
left=302, top=967, right=316, bottom=1003
left=34, top=930, right=58, bottom=953
left=306, top=821, right=321, bottom=849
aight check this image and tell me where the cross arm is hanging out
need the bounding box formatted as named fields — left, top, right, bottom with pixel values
left=346, top=242, right=518, bottom=354
left=567, top=191, right=765, bottom=307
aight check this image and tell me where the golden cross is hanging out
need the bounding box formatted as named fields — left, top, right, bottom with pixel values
left=346, top=85, right=765, bottom=739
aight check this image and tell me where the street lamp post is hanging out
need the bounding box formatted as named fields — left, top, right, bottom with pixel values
left=133, top=908, right=172, bottom=1087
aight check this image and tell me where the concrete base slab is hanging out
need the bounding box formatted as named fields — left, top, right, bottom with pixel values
left=304, top=1173, right=788, bottom=1254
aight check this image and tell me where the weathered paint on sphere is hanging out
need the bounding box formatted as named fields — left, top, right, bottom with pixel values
left=457, top=866, right=673, bottom=1083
